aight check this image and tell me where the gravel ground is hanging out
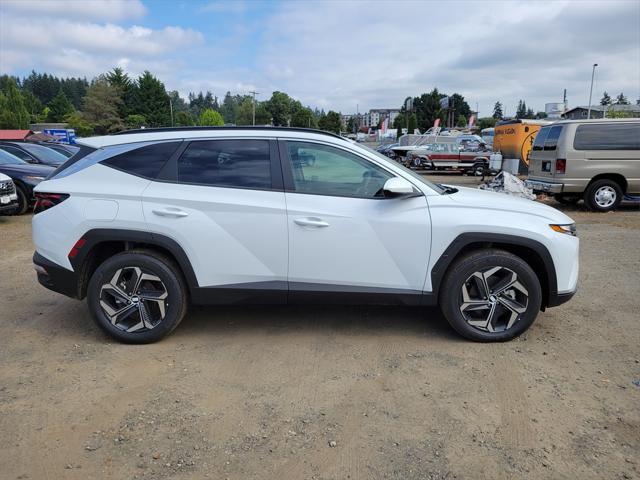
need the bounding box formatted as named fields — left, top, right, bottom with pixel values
left=1, top=175, right=639, bottom=480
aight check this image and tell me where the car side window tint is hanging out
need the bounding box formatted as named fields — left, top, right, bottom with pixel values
left=574, top=124, right=640, bottom=150
left=532, top=127, right=549, bottom=151
left=0, top=145, right=33, bottom=162
left=103, top=141, right=181, bottom=179
left=286, top=141, right=393, bottom=198
left=543, top=126, right=563, bottom=151
left=177, top=139, right=271, bottom=189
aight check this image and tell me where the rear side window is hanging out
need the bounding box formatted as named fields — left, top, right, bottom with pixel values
left=543, top=125, right=563, bottom=151
left=574, top=123, right=640, bottom=150
left=177, top=139, right=271, bottom=189
left=103, top=141, right=181, bottom=179
left=532, top=127, right=549, bottom=151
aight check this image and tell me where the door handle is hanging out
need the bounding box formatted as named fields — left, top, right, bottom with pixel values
left=294, top=217, right=329, bottom=228
left=152, top=208, right=189, bottom=218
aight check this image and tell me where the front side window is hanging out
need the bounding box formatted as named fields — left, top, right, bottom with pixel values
left=286, top=141, right=393, bottom=198
left=178, top=139, right=271, bottom=189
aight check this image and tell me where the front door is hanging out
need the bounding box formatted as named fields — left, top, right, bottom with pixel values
left=281, top=140, right=431, bottom=304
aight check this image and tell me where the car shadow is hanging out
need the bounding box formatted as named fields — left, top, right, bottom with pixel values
left=171, top=304, right=460, bottom=342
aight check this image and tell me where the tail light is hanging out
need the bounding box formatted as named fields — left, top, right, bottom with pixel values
left=34, top=193, right=69, bottom=214
left=555, top=159, right=566, bottom=174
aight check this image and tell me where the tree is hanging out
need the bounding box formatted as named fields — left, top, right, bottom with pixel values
left=199, top=108, right=224, bottom=126
left=235, top=97, right=270, bottom=125
left=266, top=91, right=292, bottom=126
left=456, top=114, right=467, bottom=127
left=47, top=89, right=74, bottom=122
left=515, top=100, right=527, bottom=119
left=318, top=110, right=342, bottom=134
left=0, top=78, right=30, bottom=128
left=125, top=114, right=147, bottom=129
left=392, top=113, right=405, bottom=138
left=64, top=111, right=93, bottom=137
left=290, top=106, right=316, bottom=128
left=476, top=117, right=497, bottom=130
left=615, top=92, right=629, bottom=105
left=174, top=111, right=194, bottom=127
left=411, top=88, right=443, bottom=131
left=219, top=91, right=238, bottom=124
left=535, top=111, right=548, bottom=119
left=346, top=116, right=358, bottom=133
left=131, top=71, right=170, bottom=127
left=525, top=108, right=535, bottom=119
left=492, top=101, right=503, bottom=120
left=600, top=91, right=612, bottom=106
left=407, top=113, right=418, bottom=133
left=81, top=77, right=124, bottom=134
left=106, top=67, right=134, bottom=118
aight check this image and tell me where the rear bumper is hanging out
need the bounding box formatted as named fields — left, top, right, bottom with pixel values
left=547, top=289, right=576, bottom=308
left=525, top=179, right=563, bottom=194
left=33, top=251, right=80, bottom=299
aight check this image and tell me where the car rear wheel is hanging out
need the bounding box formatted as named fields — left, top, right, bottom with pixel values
left=439, top=249, right=542, bottom=342
left=584, top=179, right=622, bottom=212
left=87, top=250, right=188, bottom=343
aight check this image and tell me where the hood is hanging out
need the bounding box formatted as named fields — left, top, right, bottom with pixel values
left=0, top=164, right=55, bottom=177
left=446, top=185, right=575, bottom=224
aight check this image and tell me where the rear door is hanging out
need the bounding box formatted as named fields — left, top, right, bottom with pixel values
left=528, top=125, right=564, bottom=178
left=281, top=140, right=431, bottom=303
left=142, top=138, right=288, bottom=301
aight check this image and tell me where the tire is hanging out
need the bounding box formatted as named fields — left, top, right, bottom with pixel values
left=86, top=250, right=188, bottom=343
left=554, top=194, right=580, bottom=205
left=439, top=249, right=542, bottom=342
left=469, top=163, right=485, bottom=176
left=10, top=186, right=29, bottom=215
left=584, top=179, right=622, bottom=212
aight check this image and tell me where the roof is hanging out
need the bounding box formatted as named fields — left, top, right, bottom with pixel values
left=496, top=119, right=552, bottom=126
left=547, top=118, right=640, bottom=125
left=78, top=126, right=351, bottom=149
left=564, top=104, right=640, bottom=114
left=0, top=130, right=33, bottom=141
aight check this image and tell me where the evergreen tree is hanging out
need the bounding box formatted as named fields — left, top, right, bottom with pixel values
left=600, top=91, right=612, bottom=106
left=199, top=108, right=224, bottom=126
left=266, top=91, right=292, bottom=126
left=525, top=108, right=535, bottom=119
left=106, top=67, right=134, bottom=118
left=220, top=91, right=238, bottom=124
left=0, top=78, right=30, bottom=129
left=615, top=92, right=629, bottom=105
left=174, top=111, right=194, bottom=127
left=492, top=101, right=503, bottom=119
left=515, top=100, right=527, bottom=119
left=131, top=71, right=171, bottom=127
left=318, top=110, right=342, bottom=134
left=407, top=113, right=418, bottom=133
left=82, top=77, right=124, bottom=134
left=290, top=105, right=316, bottom=128
left=47, top=89, right=74, bottom=122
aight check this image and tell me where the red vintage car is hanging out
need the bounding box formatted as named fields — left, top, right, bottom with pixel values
left=408, top=142, right=491, bottom=175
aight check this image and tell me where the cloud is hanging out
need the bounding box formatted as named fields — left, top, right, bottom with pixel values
left=1, top=0, right=146, bottom=21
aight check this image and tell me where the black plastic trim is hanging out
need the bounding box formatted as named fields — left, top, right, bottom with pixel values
left=33, top=252, right=80, bottom=298
left=430, top=232, right=559, bottom=308
left=548, top=290, right=575, bottom=307
left=288, top=282, right=427, bottom=306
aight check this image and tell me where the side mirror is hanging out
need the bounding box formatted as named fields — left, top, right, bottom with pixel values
left=383, top=177, right=419, bottom=197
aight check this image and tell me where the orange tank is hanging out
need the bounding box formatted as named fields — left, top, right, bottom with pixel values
left=493, top=119, right=552, bottom=169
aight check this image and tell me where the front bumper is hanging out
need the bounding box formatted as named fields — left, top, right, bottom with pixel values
left=33, top=251, right=80, bottom=299
left=525, top=179, right=563, bottom=194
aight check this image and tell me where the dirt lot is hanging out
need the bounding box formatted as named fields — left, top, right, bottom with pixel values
left=1, top=176, right=639, bottom=480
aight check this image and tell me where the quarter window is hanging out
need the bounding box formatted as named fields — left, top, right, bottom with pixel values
left=543, top=125, right=563, bottom=151
left=177, top=139, right=271, bottom=189
left=574, top=123, right=640, bottom=150
left=103, top=141, right=181, bottom=179
left=532, top=127, right=549, bottom=151
left=285, top=141, right=393, bottom=198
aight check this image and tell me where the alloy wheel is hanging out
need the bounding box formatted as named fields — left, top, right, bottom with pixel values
left=459, top=266, right=529, bottom=333
left=594, top=186, right=616, bottom=208
left=99, top=267, right=168, bottom=333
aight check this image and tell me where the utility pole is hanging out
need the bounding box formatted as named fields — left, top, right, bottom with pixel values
left=587, top=63, right=598, bottom=119
left=169, top=97, right=174, bottom=127
left=249, top=90, right=259, bottom=125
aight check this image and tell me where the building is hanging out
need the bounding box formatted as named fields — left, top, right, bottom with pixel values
left=562, top=104, right=640, bottom=119
left=359, top=108, right=401, bottom=128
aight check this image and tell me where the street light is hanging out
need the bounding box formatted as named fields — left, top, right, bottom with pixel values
left=587, top=63, right=598, bottom=119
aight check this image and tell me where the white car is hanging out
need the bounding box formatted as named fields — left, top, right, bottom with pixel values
left=31, top=127, right=579, bottom=343
left=0, top=172, right=19, bottom=214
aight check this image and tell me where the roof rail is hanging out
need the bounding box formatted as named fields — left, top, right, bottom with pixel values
left=111, top=126, right=345, bottom=140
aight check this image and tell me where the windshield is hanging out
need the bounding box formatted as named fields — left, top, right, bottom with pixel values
left=20, top=143, right=67, bottom=165
left=358, top=143, right=445, bottom=194
left=0, top=149, right=27, bottom=165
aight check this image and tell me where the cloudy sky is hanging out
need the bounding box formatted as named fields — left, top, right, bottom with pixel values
left=1, top=0, right=639, bottom=116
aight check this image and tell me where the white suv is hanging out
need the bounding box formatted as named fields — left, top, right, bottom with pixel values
left=32, top=127, right=579, bottom=343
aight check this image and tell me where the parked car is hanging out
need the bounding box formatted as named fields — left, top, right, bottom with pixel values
left=408, top=141, right=491, bottom=175
left=526, top=119, right=640, bottom=211
left=32, top=127, right=578, bottom=344
left=0, top=172, right=19, bottom=214
left=0, top=149, right=55, bottom=214
left=0, top=141, right=68, bottom=166
left=38, top=142, right=80, bottom=158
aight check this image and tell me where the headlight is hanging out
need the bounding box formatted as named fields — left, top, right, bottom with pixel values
left=24, top=175, right=45, bottom=184
left=550, top=223, right=577, bottom=236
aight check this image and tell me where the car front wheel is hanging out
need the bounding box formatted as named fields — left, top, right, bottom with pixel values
left=87, top=250, right=188, bottom=343
left=439, top=249, right=542, bottom=342
left=584, top=179, right=622, bottom=212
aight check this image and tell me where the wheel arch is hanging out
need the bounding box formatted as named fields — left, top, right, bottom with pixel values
left=70, top=229, right=198, bottom=300
left=431, top=233, right=558, bottom=309
left=587, top=173, right=628, bottom=193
